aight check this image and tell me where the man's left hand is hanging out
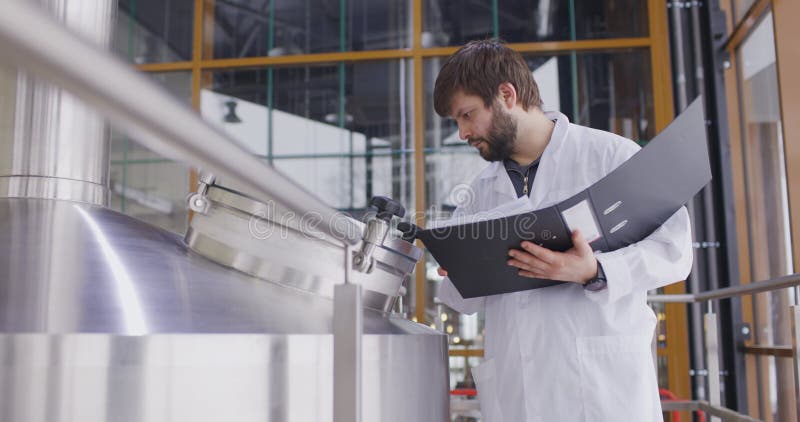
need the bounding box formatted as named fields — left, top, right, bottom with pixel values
left=507, top=230, right=598, bottom=284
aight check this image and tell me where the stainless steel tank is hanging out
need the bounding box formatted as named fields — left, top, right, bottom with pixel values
left=185, top=177, right=421, bottom=313
left=0, top=1, right=449, bottom=421
left=0, top=197, right=448, bottom=422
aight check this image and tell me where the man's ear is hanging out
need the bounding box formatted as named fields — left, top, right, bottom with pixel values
left=497, top=82, right=518, bottom=110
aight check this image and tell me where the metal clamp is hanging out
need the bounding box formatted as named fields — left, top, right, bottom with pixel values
left=353, top=196, right=405, bottom=273
left=353, top=218, right=389, bottom=273
left=186, top=171, right=216, bottom=214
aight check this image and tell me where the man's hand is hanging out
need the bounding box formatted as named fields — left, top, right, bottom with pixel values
left=507, top=230, right=598, bottom=284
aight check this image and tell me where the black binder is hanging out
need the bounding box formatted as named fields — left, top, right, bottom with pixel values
left=417, top=98, right=712, bottom=298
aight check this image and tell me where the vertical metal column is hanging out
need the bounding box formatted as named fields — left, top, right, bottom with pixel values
left=568, top=0, right=578, bottom=121
left=705, top=307, right=721, bottom=422
left=121, top=0, right=136, bottom=211
left=792, top=305, right=800, bottom=420
left=0, top=0, right=115, bottom=205
left=266, top=0, right=274, bottom=166
left=491, top=0, right=498, bottom=38
left=334, top=245, right=362, bottom=422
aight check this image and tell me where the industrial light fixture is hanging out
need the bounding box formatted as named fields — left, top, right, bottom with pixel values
left=224, top=100, right=242, bottom=123
left=324, top=112, right=354, bottom=125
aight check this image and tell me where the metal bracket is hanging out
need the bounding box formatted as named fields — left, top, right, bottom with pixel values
left=353, top=218, right=389, bottom=273
left=705, top=312, right=721, bottom=422
left=186, top=171, right=215, bottom=215
left=334, top=244, right=362, bottom=422
left=693, top=241, right=721, bottom=249
left=333, top=285, right=362, bottom=422
left=791, top=306, right=800, bottom=420
left=667, top=1, right=703, bottom=8
left=352, top=251, right=376, bottom=273
left=739, top=322, right=753, bottom=341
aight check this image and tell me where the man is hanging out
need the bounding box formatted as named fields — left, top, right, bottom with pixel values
left=434, top=39, right=693, bottom=421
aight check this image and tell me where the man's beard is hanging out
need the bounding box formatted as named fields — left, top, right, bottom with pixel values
left=469, top=103, right=517, bottom=162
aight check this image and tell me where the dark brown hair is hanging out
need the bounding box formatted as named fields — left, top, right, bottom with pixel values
left=433, top=39, right=542, bottom=117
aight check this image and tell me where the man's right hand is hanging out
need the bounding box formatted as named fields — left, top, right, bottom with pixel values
left=437, top=268, right=448, bottom=277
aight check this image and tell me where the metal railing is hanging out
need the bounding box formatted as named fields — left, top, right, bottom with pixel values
left=661, top=401, right=761, bottom=422
left=649, top=274, right=800, bottom=421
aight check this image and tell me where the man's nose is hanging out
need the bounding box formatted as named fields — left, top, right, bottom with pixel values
left=458, top=124, right=472, bottom=141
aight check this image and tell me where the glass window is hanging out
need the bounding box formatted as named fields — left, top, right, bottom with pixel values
left=422, top=1, right=493, bottom=47
left=736, top=11, right=797, bottom=420
left=424, top=49, right=654, bottom=213
left=422, top=48, right=654, bottom=348
left=110, top=71, right=192, bottom=234
left=422, top=0, right=648, bottom=47
left=424, top=49, right=654, bottom=150
left=733, top=0, right=757, bottom=24
left=201, top=60, right=414, bottom=216
left=114, top=0, right=195, bottom=64
left=210, top=0, right=410, bottom=59
left=108, top=160, right=190, bottom=233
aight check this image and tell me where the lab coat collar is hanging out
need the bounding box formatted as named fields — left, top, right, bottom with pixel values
left=477, top=111, right=571, bottom=205
left=529, top=111, right=569, bottom=207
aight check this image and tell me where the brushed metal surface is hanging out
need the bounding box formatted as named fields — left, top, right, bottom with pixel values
left=0, top=198, right=329, bottom=334
left=0, top=198, right=433, bottom=335
left=0, top=0, right=113, bottom=205
left=705, top=312, right=721, bottom=422
left=200, top=184, right=422, bottom=260
left=792, top=306, right=800, bottom=419
left=0, top=175, right=107, bottom=204
left=0, top=333, right=449, bottom=422
left=334, top=283, right=363, bottom=422
left=186, top=185, right=422, bottom=312
left=0, top=198, right=449, bottom=421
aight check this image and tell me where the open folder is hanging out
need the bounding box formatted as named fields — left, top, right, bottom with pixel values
left=417, top=98, right=712, bottom=298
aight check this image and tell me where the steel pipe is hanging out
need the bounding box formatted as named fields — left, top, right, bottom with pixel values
left=649, top=273, right=800, bottom=303
left=661, top=400, right=762, bottom=421
left=792, top=305, right=800, bottom=420
left=705, top=311, right=721, bottom=422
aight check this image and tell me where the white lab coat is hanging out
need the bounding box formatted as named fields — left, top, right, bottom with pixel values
left=438, top=112, right=694, bottom=422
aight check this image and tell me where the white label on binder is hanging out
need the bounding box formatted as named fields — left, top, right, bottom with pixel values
left=561, top=199, right=602, bottom=243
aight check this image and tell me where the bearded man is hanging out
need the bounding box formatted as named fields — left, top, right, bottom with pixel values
left=433, top=39, right=693, bottom=422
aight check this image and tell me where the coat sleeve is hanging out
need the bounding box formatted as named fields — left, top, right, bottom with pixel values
left=437, top=276, right=485, bottom=315
left=433, top=181, right=486, bottom=315
left=585, top=140, right=694, bottom=304
left=587, top=206, right=693, bottom=304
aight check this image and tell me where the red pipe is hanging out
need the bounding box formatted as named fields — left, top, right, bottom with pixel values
left=450, top=388, right=477, bottom=397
